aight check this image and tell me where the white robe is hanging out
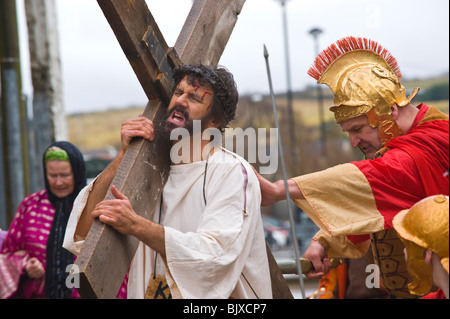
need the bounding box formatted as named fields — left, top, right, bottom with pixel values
left=63, top=148, right=272, bottom=299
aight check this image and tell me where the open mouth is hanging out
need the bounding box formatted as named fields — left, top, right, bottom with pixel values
left=167, top=107, right=188, bottom=127
left=172, top=111, right=185, bottom=123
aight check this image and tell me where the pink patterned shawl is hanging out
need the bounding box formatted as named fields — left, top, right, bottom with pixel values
left=0, top=190, right=55, bottom=298
left=1, top=140, right=127, bottom=299
left=0, top=190, right=128, bottom=299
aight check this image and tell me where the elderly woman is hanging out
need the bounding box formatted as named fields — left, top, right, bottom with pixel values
left=0, top=141, right=86, bottom=299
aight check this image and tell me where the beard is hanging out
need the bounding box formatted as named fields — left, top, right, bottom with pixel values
left=163, top=105, right=191, bottom=135
left=162, top=105, right=213, bottom=140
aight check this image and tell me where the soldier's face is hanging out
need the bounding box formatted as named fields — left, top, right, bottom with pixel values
left=165, top=77, right=214, bottom=134
left=340, top=114, right=383, bottom=160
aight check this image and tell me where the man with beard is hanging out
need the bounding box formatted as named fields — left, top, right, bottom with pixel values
left=63, top=65, right=272, bottom=299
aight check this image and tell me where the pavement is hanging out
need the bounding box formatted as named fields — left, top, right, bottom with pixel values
left=285, top=274, right=320, bottom=299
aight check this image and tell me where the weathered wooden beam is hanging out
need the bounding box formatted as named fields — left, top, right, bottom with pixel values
left=266, top=243, right=294, bottom=299
left=74, top=99, right=171, bottom=299
left=175, top=0, right=246, bottom=66
left=74, top=0, right=249, bottom=299
left=97, top=0, right=177, bottom=103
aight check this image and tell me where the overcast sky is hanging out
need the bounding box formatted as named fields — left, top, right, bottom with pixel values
left=18, top=0, right=449, bottom=114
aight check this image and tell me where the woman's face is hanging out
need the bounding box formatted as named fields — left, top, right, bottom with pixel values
left=45, top=160, right=75, bottom=198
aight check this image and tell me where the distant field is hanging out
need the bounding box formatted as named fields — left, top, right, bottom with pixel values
left=67, top=106, right=145, bottom=151
left=289, top=98, right=449, bottom=126
left=67, top=98, right=449, bottom=152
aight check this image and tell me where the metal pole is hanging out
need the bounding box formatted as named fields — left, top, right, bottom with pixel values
left=0, top=101, right=6, bottom=229
left=3, top=68, right=25, bottom=214
left=0, top=0, right=27, bottom=225
left=276, top=0, right=297, bottom=171
left=264, top=44, right=306, bottom=299
left=309, top=28, right=327, bottom=161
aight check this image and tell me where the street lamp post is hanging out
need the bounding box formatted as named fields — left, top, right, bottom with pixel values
left=309, top=27, right=327, bottom=161
left=275, top=0, right=298, bottom=170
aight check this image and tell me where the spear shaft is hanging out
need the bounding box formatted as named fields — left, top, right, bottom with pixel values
left=263, top=44, right=306, bottom=298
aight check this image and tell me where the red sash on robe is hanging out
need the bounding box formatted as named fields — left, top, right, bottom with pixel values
left=385, top=120, right=448, bottom=196
left=348, top=104, right=449, bottom=245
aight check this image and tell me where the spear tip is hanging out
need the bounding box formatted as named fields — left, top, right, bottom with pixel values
left=263, top=44, right=269, bottom=59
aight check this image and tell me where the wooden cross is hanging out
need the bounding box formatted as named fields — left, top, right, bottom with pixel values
left=73, top=0, right=293, bottom=299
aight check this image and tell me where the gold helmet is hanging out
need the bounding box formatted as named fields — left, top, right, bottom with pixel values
left=392, top=195, right=449, bottom=295
left=308, top=36, right=419, bottom=145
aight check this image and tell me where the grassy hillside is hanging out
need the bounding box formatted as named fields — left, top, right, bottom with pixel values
left=67, top=98, right=448, bottom=152
left=67, top=76, right=448, bottom=162
left=67, top=106, right=145, bottom=151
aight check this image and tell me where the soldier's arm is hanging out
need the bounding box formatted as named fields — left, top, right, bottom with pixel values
left=253, top=167, right=304, bottom=206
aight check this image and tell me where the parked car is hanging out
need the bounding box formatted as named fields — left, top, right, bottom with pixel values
left=263, top=216, right=290, bottom=250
